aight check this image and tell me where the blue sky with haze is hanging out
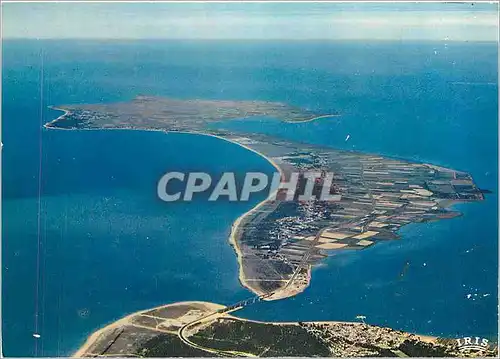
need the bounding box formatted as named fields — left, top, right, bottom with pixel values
left=2, top=2, right=498, bottom=41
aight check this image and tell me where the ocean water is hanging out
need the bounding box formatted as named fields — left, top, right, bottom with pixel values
left=2, top=40, right=498, bottom=356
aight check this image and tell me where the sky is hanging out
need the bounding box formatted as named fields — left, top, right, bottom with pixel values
left=2, top=2, right=499, bottom=41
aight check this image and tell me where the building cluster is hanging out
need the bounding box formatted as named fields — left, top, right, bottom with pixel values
left=298, top=322, right=469, bottom=357
left=237, top=141, right=484, bottom=297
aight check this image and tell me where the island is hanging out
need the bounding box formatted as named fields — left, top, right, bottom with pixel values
left=46, top=96, right=486, bottom=301
left=44, top=96, right=493, bottom=357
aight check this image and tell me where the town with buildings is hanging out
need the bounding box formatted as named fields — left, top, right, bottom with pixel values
left=225, top=132, right=484, bottom=299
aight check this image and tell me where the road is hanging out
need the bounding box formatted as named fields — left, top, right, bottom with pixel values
left=176, top=187, right=408, bottom=357
left=175, top=214, right=372, bottom=356
left=177, top=297, right=268, bottom=357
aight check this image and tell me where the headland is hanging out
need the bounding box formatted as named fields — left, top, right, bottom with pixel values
left=45, top=96, right=486, bottom=302
left=72, top=300, right=496, bottom=357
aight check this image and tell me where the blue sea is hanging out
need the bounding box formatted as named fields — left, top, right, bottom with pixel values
left=2, top=40, right=498, bottom=356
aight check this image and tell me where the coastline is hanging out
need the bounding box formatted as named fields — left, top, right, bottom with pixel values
left=43, top=106, right=494, bottom=356
left=45, top=106, right=71, bottom=128
left=72, top=301, right=224, bottom=357
left=224, top=314, right=439, bottom=343
left=283, top=114, right=341, bottom=123
left=220, top=137, right=285, bottom=298
left=44, top=107, right=292, bottom=298
left=73, top=300, right=442, bottom=357
left=44, top=107, right=480, bottom=301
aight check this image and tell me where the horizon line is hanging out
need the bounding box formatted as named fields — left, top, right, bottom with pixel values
left=2, top=37, right=498, bottom=42
left=2, top=0, right=498, bottom=3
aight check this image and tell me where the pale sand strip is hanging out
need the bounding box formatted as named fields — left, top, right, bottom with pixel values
left=44, top=122, right=288, bottom=297
left=357, top=239, right=373, bottom=246
left=220, top=139, right=284, bottom=297
left=44, top=106, right=72, bottom=128
left=172, top=130, right=286, bottom=297
left=73, top=301, right=224, bottom=357
left=44, top=109, right=330, bottom=298
left=283, top=114, right=340, bottom=123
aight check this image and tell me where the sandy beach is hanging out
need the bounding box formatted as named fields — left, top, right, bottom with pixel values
left=225, top=313, right=439, bottom=342
left=283, top=114, right=340, bottom=123
left=73, top=300, right=440, bottom=357
left=45, top=108, right=292, bottom=298
left=72, top=301, right=223, bottom=357
left=44, top=106, right=72, bottom=128
left=220, top=136, right=285, bottom=297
